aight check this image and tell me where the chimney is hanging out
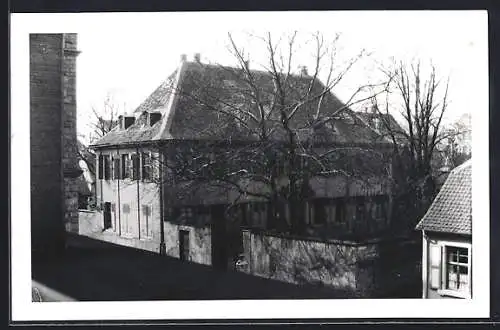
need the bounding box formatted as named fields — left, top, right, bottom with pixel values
left=244, top=60, right=250, bottom=69
left=371, top=104, right=378, bottom=114
left=118, top=115, right=124, bottom=129
left=299, top=65, right=308, bottom=76
left=194, top=53, right=201, bottom=63
left=180, top=53, right=187, bottom=62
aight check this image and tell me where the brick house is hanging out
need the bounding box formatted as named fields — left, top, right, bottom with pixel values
left=90, top=54, right=398, bottom=270
left=416, top=159, right=472, bottom=299
left=30, top=34, right=81, bottom=258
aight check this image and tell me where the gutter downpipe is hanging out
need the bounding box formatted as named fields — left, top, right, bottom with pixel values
left=159, top=148, right=166, bottom=255
left=422, top=229, right=428, bottom=298
left=117, top=147, right=121, bottom=236
left=136, top=147, right=141, bottom=240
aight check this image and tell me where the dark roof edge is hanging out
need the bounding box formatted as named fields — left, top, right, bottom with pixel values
left=90, top=138, right=395, bottom=150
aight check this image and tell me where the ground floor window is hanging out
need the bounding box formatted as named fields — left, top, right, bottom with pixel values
left=445, top=246, right=470, bottom=293
left=428, top=241, right=472, bottom=298
left=312, top=199, right=346, bottom=226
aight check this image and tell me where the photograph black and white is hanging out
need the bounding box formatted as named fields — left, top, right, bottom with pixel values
left=10, top=10, right=489, bottom=321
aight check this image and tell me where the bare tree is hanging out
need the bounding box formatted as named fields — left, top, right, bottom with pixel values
left=370, top=60, right=454, bottom=229
left=79, top=93, right=122, bottom=177
left=150, top=32, right=393, bottom=235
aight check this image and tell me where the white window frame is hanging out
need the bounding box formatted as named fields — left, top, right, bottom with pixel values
left=437, top=240, right=472, bottom=299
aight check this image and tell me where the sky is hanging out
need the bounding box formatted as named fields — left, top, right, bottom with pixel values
left=66, top=11, right=488, bottom=142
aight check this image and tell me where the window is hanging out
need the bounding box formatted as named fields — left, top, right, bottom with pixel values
left=173, top=207, right=195, bottom=224
left=246, top=203, right=267, bottom=228
left=445, top=246, right=470, bottom=293
left=123, top=203, right=130, bottom=214
left=131, top=153, right=140, bottom=180
left=313, top=200, right=327, bottom=225
left=142, top=205, right=152, bottom=237
left=428, top=241, right=472, bottom=298
left=312, top=199, right=346, bottom=226
left=197, top=206, right=211, bottom=226
left=355, top=199, right=366, bottom=223
left=113, top=158, right=121, bottom=179
left=103, top=155, right=111, bottom=180
left=121, top=154, right=130, bottom=179
left=141, top=152, right=151, bottom=180
left=334, top=201, right=345, bottom=224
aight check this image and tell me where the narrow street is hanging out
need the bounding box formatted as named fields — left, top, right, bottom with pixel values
left=32, top=233, right=352, bottom=301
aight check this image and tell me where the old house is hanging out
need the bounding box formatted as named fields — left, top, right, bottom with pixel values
left=90, top=54, right=400, bottom=283
left=416, top=159, right=472, bottom=299
left=30, top=34, right=81, bottom=258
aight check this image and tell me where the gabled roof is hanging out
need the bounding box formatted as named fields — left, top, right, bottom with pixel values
left=415, top=159, right=472, bottom=235
left=91, top=60, right=390, bottom=148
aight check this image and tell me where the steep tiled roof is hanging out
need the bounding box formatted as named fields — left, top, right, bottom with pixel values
left=415, top=160, right=472, bottom=235
left=91, top=61, right=390, bottom=148
left=90, top=110, right=164, bottom=147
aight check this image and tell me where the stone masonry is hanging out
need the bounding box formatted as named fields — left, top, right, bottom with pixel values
left=30, top=34, right=81, bottom=258
left=61, top=34, right=81, bottom=233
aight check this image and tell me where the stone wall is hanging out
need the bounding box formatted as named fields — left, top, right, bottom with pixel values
left=78, top=210, right=103, bottom=235
left=242, top=230, right=419, bottom=297
left=163, top=222, right=212, bottom=266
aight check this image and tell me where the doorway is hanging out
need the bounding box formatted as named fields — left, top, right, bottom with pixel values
left=179, top=230, right=190, bottom=261
left=103, top=202, right=112, bottom=229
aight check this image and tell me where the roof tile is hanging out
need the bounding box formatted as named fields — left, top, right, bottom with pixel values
left=415, top=160, right=471, bottom=235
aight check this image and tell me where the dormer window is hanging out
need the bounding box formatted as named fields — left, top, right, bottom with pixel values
left=119, top=115, right=135, bottom=129
left=338, top=111, right=355, bottom=125
left=148, top=112, right=162, bottom=126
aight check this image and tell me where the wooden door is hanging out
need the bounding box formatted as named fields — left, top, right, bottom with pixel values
left=179, top=230, right=190, bottom=261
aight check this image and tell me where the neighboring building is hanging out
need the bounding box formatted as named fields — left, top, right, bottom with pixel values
left=76, top=164, right=93, bottom=209
left=30, top=34, right=81, bottom=258
left=415, top=159, right=472, bottom=299
left=355, top=106, right=406, bottom=146
left=90, top=54, right=398, bottom=270
left=454, top=113, right=472, bottom=156
left=77, top=139, right=97, bottom=209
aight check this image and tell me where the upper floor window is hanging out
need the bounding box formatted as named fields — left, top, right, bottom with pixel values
left=113, top=157, right=121, bottom=180
left=103, top=155, right=111, bottom=180
left=141, top=152, right=151, bottom=181
left=121, top=154, right=130, bottom=179
left=131, top=153, right=140, bottom=180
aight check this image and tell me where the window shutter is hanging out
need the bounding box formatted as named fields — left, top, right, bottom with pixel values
left=121, top=154, right=129, bottom=179
left=129, top=154, right=135, bottom=179
left=429, top=243, right=442, bottom=289
left=130, top=153, right=139, bottom=180
left=98, top=155, right=104, bottom=179
left=152, top=152, right=162, bottom=182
